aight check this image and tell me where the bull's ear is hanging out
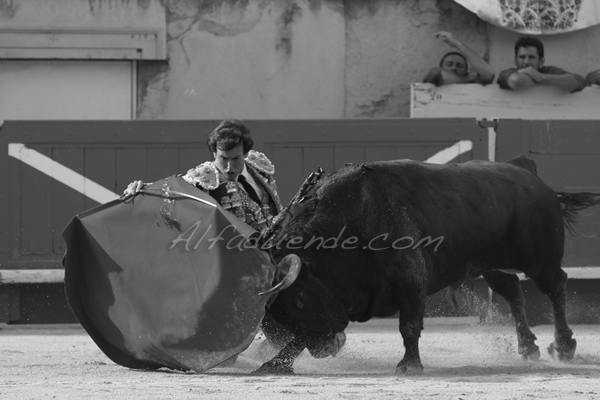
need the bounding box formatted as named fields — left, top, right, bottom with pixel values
left=259, top=254, right=301, bottom=296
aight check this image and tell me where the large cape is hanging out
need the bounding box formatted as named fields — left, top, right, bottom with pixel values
left=63, top=175, right=275, bottom=372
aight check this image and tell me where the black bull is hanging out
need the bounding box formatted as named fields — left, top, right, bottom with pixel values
left=254, top=156, right=600, bottom=375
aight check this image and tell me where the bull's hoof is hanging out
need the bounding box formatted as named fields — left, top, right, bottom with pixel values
left=518, top=344, right=540, bottom=361
left=548, top=338, right=577, bottom=361
left=395, top=359, right=424, bottom=376
left=252, top=361, right=295, bottom=375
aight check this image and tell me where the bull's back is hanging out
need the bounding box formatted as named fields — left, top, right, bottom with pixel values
left=320, top=160, right=563, bottom=276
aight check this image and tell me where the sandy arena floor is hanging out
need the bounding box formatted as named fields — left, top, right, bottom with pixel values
left=1, top=318, right=599, bottom=399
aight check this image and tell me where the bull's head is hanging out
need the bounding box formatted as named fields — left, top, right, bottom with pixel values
left=259, top=169, right=349, bottom=359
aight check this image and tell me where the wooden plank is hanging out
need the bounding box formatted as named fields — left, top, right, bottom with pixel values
left=85, top=148, right=116, bottom=209
left=52, top=147, right=85, bottom=256
left=396, top=145, right=426, bottom=161
left=116, top=148, right=148, bottom=195
left=8, top=156, right=25, bottom=262
left=0, top=267, right=576, bottom=283
left=529, top=154, right=600, bottom=190
left=0, top=127, right=9, bottom=268
left=564, top=267, right=600, bottom=280
left=495, top=119, right=525, bottom=163
left=268, top=147, right=303, bottom=205
left=148, top=147, right=178, bottom=182
left=564, top=232, right=600, bottom=266
left=20, top=148, right=53, bottom=256
left=366, top=146, right=396, bottom=162
left=474, top=267, right=600, bottom=280
left=178, top=146, right=207, bottom=175
left=0, top=119, right=506, bottom=272
left=334, top=146, right=365, bottom=169
left=0, top=269, right=65, bottom=284
left=411, top=83, right=600, bottom=120
left=249, top=119, right=482, bottom=144
left=425, top=145, right=446, bottom=161
left=0, top=285, right=8, bottom=322
left=528, top=120, right=600, bottom=154
left=0, top=120, right=205, bottom=144
left=304, top=146, right=334, bottom=176
left=8, top=285, right=20, bottom=322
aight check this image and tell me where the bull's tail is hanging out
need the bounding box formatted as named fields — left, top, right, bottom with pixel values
left=556, top=191, right=600, bottom=235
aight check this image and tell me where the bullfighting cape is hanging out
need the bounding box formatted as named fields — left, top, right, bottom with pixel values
left=62, top=175, right=276, bottom=372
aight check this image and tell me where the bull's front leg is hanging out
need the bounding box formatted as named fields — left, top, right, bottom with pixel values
left=252, top=336, right=306, bottom=375
left=395, top=253, right=427, bottom=376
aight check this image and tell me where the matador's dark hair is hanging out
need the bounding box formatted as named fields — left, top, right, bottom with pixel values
left=206, top=119, right=254, bottom=154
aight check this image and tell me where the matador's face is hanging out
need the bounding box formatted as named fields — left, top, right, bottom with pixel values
left=214, top=143, right=246, bottom=181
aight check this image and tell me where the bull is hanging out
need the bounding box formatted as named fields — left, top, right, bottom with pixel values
left=253, top=156, right=600, bottom=375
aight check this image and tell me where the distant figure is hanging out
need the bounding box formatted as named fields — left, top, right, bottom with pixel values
left=422, top=31, right=495, bottom=86
left=497, top=36, right=586, bottom=93
left=586, top=70, right=600, bottom=85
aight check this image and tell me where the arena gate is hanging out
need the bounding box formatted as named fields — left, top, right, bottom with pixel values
left=1, top=119, right=598, bottom=324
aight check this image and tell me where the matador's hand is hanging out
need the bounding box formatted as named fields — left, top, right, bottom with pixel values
left=123, top=180, right=146, bottom=197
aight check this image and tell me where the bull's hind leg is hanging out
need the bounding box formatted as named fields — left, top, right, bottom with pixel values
left=395, top=253, right=426, bottom=376
left=482, top=271, right=540, bottom=360
left=530, top=268, right=576, bottom=361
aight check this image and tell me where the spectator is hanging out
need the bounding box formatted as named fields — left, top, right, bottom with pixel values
left=497, top=36, right=586, bottom=93
left=423, top=31, right=495, bottom=86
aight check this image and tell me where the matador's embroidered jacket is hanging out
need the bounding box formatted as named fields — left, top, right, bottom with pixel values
left=181, top=150, right=282, bottom=233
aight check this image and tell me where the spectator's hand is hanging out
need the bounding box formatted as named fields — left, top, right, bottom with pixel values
left=435, top=31, right=460, bottom=49
left=123, top=180, right=146, bottom=197
left=466, top=71, right=479, bottom=82
left=586, top=70, right=600, bottom=85
left=518, top=66, right=544, bottom=83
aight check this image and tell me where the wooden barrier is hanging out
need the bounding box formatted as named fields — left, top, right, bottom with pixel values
left=1, top=119, right=599, bottom=323
left=0, top=269, right=64, bottom=284
left=2, top=266, right=595, bottom=286
left=411, top=83, right=600, bottom=120
left=0, top=118, right=488, bottom=323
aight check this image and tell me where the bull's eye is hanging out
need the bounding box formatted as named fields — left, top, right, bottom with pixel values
left=296, top=292, right=305, bottom=309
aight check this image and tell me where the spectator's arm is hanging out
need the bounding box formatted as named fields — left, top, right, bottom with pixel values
left=497, top=68, right=537, bottom=91
left=507, top=72, right=538, bottom=90
left=540, top=73, right=586, bottom=92
left=522, top=66, right=587, bottom=93
left=436, top=31, right=495, bottom=84
left=586, top=70, right=600, bottom=85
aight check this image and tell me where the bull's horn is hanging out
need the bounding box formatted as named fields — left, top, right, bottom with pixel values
left=258, top=254, right=301, bottom=296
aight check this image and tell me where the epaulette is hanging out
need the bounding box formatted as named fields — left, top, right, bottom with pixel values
left=182, top=161, right=220, bottom=190
left=245, top=150, right=275, bottom=175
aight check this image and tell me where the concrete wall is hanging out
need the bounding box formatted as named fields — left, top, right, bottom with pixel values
left=140, top=0, right=346, bottom=119
left=0, top=0, right=163, bottom=29
left=343, top=0, right=489, bottom=118
left=2, top=0, right=600, bottom=119
left=141, top=0, right=488, bottom=119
